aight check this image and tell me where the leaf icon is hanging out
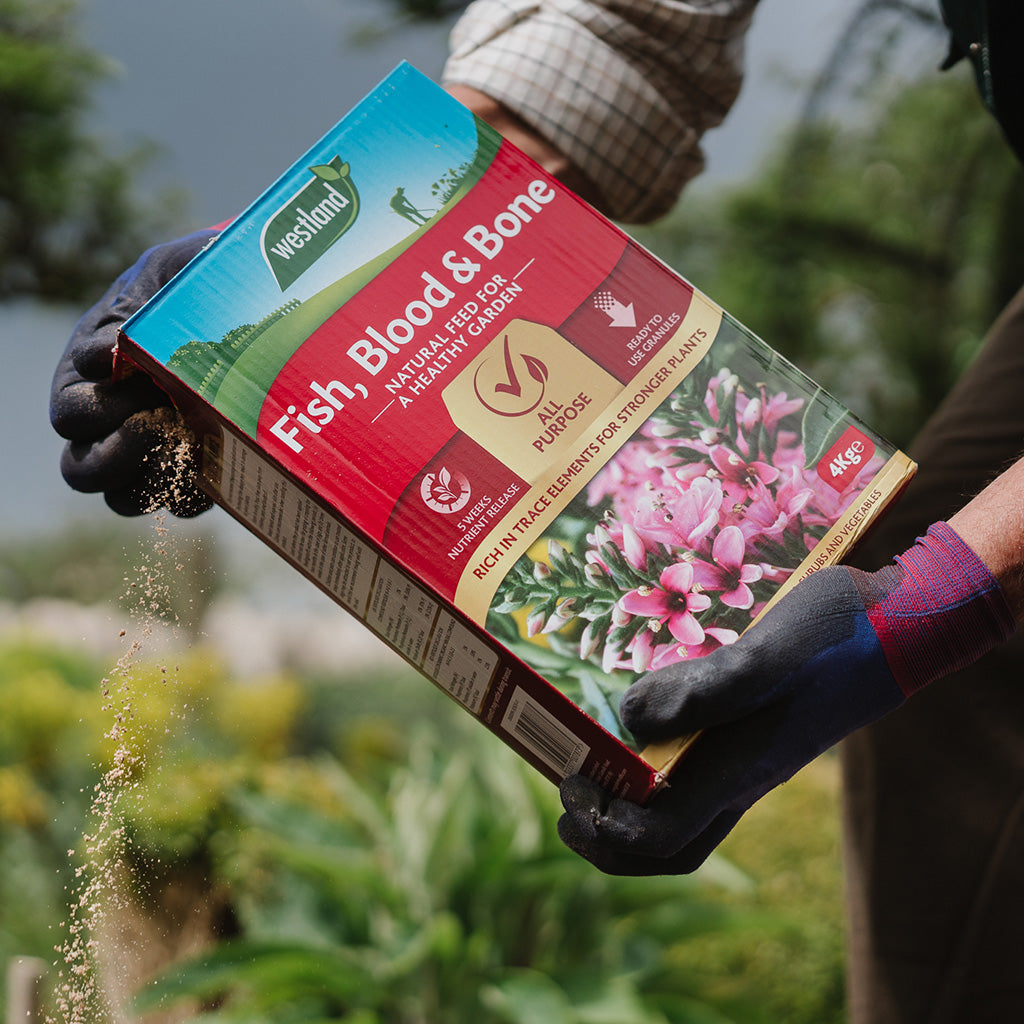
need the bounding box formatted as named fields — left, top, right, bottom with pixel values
left=438, top=467, right=452, bottom=490
left=523, top=353, right=548, bottom=386
left=309, top=156, right=350, bottom=181
left=309, top=164, right=335, bottom=181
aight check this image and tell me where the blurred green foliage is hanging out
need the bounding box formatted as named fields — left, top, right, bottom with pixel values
left=0, top=633, right=845, bottom=1023
left=135, top=743, right=760, bottom=1024
left=0, top=524, right=219, bottom=635
left=0, top=0, right=180, bottom=300
left=386, top=0, right=469, bottom=19
left=635, top=71, right=1024, bottom=448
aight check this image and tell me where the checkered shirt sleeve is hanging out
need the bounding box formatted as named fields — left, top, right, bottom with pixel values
left=442, top=0, right=758, bottom=223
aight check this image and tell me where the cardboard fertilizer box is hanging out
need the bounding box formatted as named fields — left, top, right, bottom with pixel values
left=119, top=63, right=915, bottom=802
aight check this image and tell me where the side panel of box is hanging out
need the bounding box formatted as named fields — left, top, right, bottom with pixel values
left=204, top=423, right=660, bottom=799
left=122, top=341, right=661, bottom=802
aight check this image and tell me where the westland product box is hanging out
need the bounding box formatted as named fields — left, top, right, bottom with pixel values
left=119, top=64, right=915, bottom=802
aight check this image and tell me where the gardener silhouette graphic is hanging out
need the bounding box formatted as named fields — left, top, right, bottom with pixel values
left=388, top=186, right=429, bottom=225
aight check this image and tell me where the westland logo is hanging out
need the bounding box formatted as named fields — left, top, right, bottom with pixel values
left=261, top=156, right=359, bottom=290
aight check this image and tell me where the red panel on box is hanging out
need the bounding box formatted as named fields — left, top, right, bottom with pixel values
left=817, top=426, right=877, bottom=492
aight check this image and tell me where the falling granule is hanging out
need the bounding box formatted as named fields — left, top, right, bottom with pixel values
left=50, top=637, right=146, bottom=1024
left=49, top=416, right=204, bottom=1024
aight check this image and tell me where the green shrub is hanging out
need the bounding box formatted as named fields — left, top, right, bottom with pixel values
left=135, top=732, right=763, bottom=1024
left=0, top=637, right=845, bottom=1023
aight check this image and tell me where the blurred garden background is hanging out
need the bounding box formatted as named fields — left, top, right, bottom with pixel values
left=3, top=1, right=1023, bottom=1021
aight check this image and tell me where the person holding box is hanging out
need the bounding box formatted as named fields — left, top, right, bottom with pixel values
left=50, top=2, right=1024, bottom=1020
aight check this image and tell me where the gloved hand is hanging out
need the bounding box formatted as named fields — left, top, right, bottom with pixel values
left=50, top=229, right=218, bottom=518
left=558, top=522, right=1016, bottom=875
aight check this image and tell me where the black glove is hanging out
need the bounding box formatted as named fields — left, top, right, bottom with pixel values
left=558, top=524, right=1015, bottom=875
left=50, top=230, right=218, bottom=517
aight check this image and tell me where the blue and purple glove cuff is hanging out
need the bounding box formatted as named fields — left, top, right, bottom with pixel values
left=860, top=521, right=1016, bottom=696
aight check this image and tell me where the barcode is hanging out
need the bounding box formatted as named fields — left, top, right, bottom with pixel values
left=501, top=688, right=589, bottom=778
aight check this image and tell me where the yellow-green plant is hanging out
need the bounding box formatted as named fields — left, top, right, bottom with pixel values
left=134, top=731, right=762, bottom=1024
left=0, top=638, right=844, bottom=1023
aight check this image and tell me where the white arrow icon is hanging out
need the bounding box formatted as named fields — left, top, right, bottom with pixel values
left=593, top=290, right=636, bottom=328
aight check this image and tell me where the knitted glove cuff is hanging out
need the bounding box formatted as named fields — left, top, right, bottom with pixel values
left=867, top=521, right=1016, bottom=696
